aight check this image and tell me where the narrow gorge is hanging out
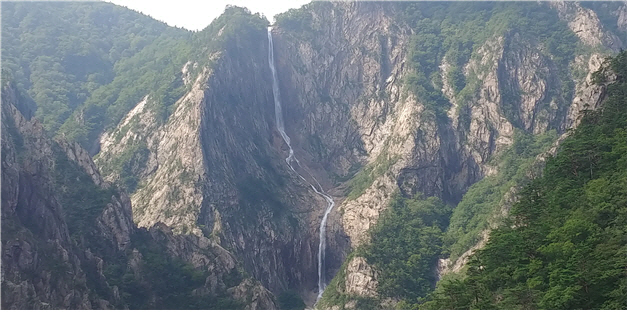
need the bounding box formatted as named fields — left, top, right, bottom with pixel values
left=2, top=1, right=626, bottom=310
left=267, top=26, right=335, bottom=300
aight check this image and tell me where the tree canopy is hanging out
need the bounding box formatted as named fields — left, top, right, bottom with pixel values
left=422, top=52, right=627, bottom=310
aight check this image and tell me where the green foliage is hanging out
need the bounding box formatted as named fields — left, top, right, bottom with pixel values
left=398, top=2, right=578, bottom=120
left=1, top=2, right=190, bottom=145
left=322, top=128, right=560, bottom=310
left=51, top=143, right=114, bottom=239
left=274, top=2, right=331, bottom=41
left=317, top=252, right=382, bottom=310
left=274, top=7, right=313, bottom=34
left=2, top=4, right=269, bottom=151
left=277, top=290, right=306, bottom=310
left=364, top=194, right=451, bottom=304
left=421, top=52, right=627, bottom=310
left=445, top=130, right=558, bottom=262
left=317, top=253, right=350, bottom=309
left=193, top=6, right=268, bottom=61
left=346, top=151, right=398, bottom=200
left=579, top=2, right=627, bottom=42
left=56, top=33, right=192, bottom=148
left=104, top=230, right=244, bottom=310
left=98, top=141, right=150, bottom=193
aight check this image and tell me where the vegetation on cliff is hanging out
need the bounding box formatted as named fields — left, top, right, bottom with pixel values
left=401, top=2, right=578, bottom=118
left=364, top=194, right=450, bottom=302
left=421, top=52, right=627, bottom=310
left=445, top=129, right=557, bottom=263
left=2, top=4, right=268, bottom=152
left=1, top=2, right=191, bottom=147
left=4, top=1, right=627, bottom=310
left=1, top=81, right=265, bottom=310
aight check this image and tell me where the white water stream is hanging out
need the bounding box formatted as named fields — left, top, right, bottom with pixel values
left=267, top=27, right=335, bottom=301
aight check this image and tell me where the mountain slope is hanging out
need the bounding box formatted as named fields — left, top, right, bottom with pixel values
left=421, top=51, right=627, bottom=310
left=92, top=7, right=329, bottom=304
left=3, top=1, right=627, bottom=310
left=271, top=2, right=624, bottom=309
left=1, top=2, right=191, bottom=151
left=1, top=82, right=276, bottom=309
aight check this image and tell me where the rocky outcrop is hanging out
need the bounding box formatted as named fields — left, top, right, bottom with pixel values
left=227, top=278, right=278, bottom=310
left=499, top=33, right=559, bottom=134
left=344, top=256, right=378, bottom=298
left=2, top=83, right=115, bottom=309
left=95, top=10, right=326, bottom=305
left=36, top=1, right=626, bottom=308
left=1, top=82, right=276, bottom=309
left=141, top=223, right=278, bottom=310
left=616, top=4, right=627, bottom=32
left=438, top=51, right=613, bottom=277
left=566, top=53, right=611, bottom=129
left=550, top=1, right=623, bottom=50
left=273, top=1, right=420, bottom=260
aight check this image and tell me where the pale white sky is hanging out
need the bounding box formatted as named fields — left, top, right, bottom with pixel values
left=107, top=0, right=312, bottom=31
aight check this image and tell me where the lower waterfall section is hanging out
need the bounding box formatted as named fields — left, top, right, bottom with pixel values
left=267, top=27, right=335, bottom=301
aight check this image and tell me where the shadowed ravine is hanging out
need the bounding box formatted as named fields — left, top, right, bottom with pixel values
left=267, top=27, right=335, bottom=302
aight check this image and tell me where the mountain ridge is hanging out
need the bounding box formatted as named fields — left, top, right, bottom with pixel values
left=2, top=1, right=626, bottom=309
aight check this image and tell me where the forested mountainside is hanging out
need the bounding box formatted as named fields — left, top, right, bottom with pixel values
left=1, top=2, right=191, bottom=152
left=2, top=1, right=626, bottom=310
left=1, top=81, right=276, bottom=309
left=421, top=52, right=627, bottom=310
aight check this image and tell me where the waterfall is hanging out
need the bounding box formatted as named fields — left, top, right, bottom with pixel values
left=267, top=27, right=335, bottom=301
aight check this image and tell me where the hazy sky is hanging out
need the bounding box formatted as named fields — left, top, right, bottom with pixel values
left=107, top=0, right=312, bottom=31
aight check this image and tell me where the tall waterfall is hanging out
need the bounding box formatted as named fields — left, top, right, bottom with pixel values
left=267, top=27, right=335, bottom=301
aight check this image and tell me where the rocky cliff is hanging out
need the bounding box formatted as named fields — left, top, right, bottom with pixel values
left=1, top=82, right=276, bottom=309
left=4, top=1, right=627, bottom=310
left=94, top=8, right=329, bottom=304
left=266, top=1, right=625, bottom=308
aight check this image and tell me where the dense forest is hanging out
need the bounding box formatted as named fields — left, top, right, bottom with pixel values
left=420, top=52, right=627, bottom=310
left=1, top=2, right=191, bottom=148
left=1, top=3, right=266, bottom=153
left=319, top=51, right=627, bottom=310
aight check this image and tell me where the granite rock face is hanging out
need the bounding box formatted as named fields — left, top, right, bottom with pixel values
left=94, top=16, right=326, bottom=304
left=268, top=2, right=624, bottom=305
left=97, top=1, right=624, bottom=306
left=344, top=257, right=378, bottom=298
left=6, top=1, right=626, bottom=309
left=1, top=83, right=276, bottom=310
left=550, top=1, right=624, bottom=50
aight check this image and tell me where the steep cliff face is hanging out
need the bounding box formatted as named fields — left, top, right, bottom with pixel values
left=1, top=83, right=276, bottom=309
left=2, top=84, right=100, bottom=309
left=92, top=2, right=625, bottom=307
left=551, top=1, right=624, bottom=50
left=269, top=1, right=626, bottom=308
left=8, top=1, right=626, bottom=310
left=195, top=33, right=324, bottom=299
left=94, top=9, right=329, bottom=304
left=96, top=72, right=207, bottom=235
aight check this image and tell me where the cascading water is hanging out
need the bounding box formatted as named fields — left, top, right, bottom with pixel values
left=267, top=27, right=335, bottom=301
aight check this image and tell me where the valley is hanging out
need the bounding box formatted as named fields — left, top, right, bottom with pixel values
left=1, top=1, right=626, bottom=310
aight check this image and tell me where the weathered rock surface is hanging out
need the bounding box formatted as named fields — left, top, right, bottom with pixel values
left=10, top=2, right=625, bottom=309
left=1, top=83, right=276, bottom=309
left=550, top=1, right=623, bottom=50
left=272, top=1, right=625, bottom=304
left=95, top=14, right=326, bottom=304
left=2, top=83, right=115, bottom=309
left=95, top=2, right=622, bottom=306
